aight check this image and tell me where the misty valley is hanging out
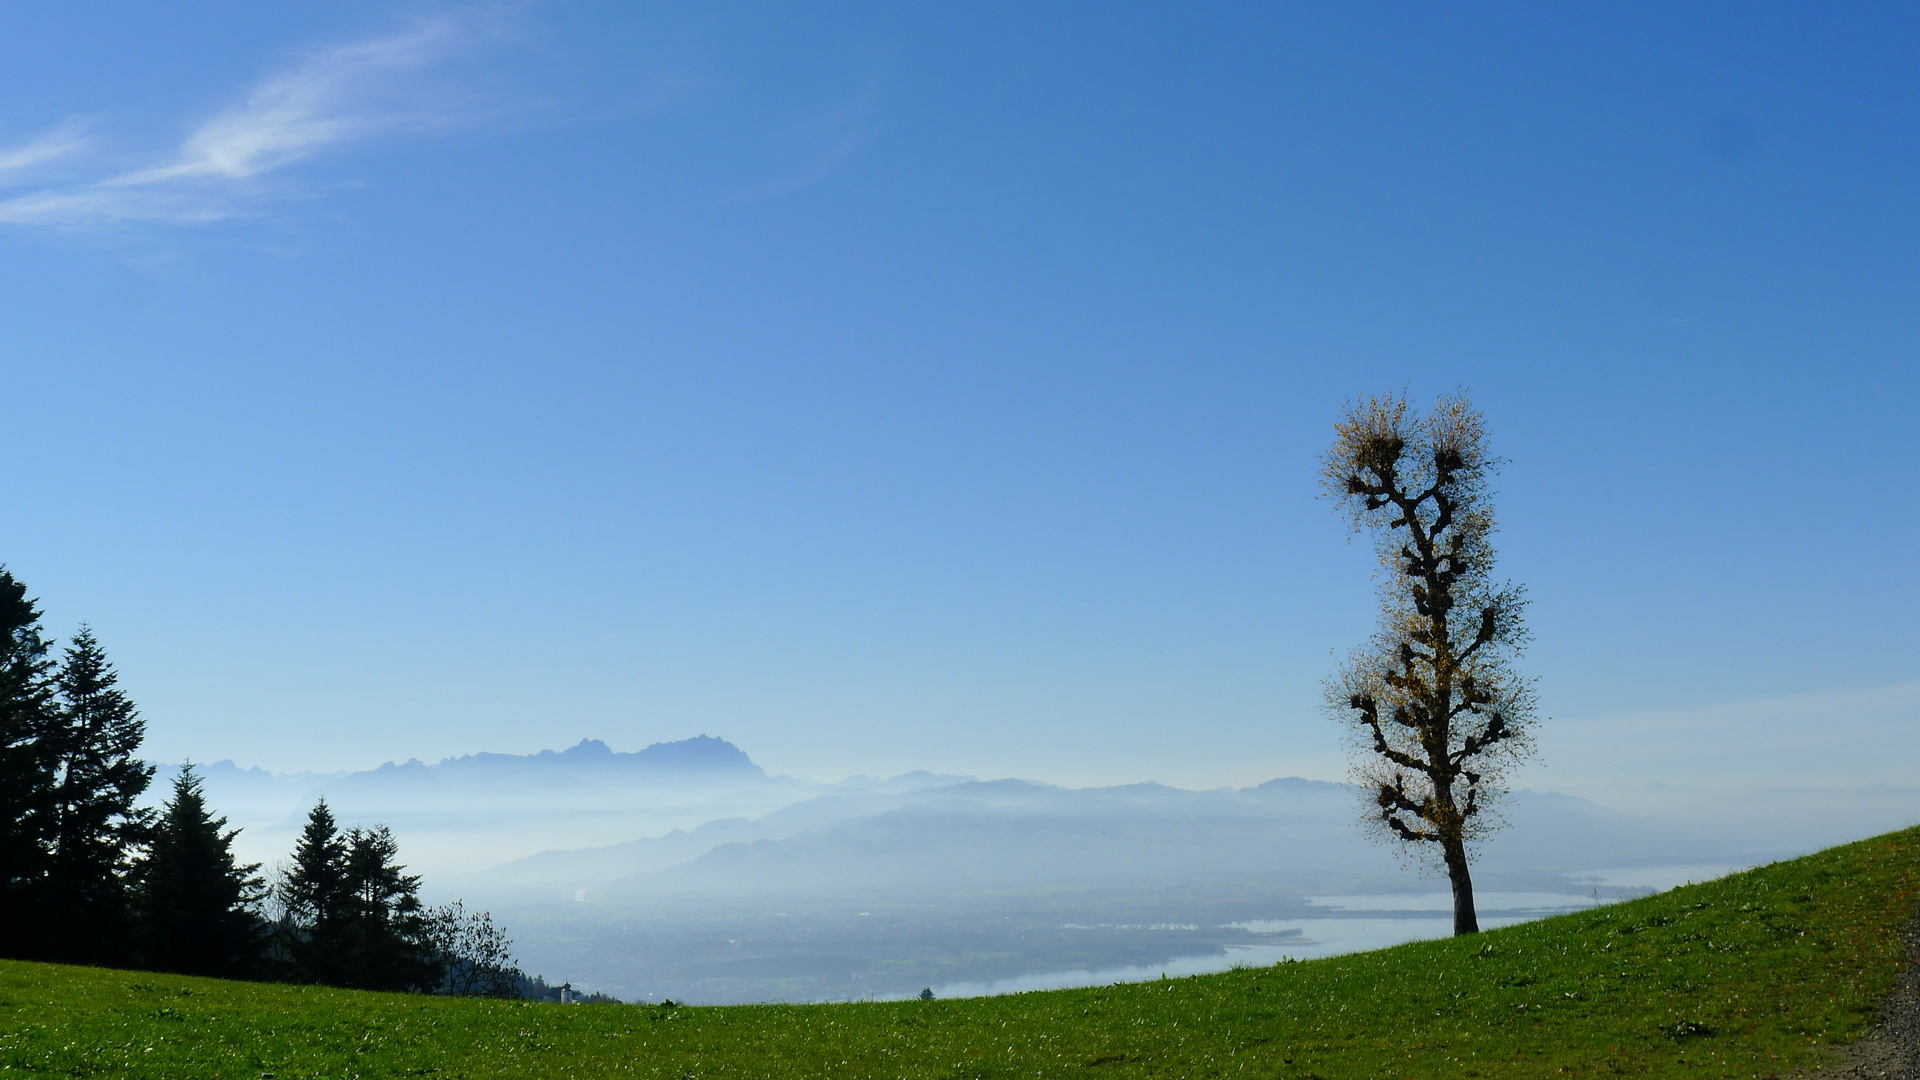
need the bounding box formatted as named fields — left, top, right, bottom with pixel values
left=147, top=734, right=1911, bottom=1005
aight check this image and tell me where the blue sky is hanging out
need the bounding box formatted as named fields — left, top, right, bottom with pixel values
left=0, top=3, right=1914, bottom=790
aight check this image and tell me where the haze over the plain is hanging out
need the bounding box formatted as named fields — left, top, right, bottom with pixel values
left=150, top=733, right=1917, bottom=1002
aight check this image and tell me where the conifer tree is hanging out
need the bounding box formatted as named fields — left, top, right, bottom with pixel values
left=39, top=626, right=154, bottom=964
left=281, top=800, right=349, bottom=984
left=131, top=764, right=269, bottom=977
left=338, top=825, right=437, bottom=992
left=0, top=567, right=55, bottom=958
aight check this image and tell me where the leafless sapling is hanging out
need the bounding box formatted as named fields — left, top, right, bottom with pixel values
left=1321, top=392, right=1537, bottom=935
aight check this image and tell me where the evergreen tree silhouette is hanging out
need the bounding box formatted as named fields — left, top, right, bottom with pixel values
left=338, top=825, right=438, bottom=992
left=281, top=807, right=438, bottom=990
left=282, top=800, right=350, bottom=984
left=0, top=567, right=55, bottom=959
left=131, top=764, right=269, bottom=977
left=40, top=626, right=153, bottom=964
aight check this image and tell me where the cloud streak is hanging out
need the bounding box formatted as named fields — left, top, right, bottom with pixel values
left=0, top=123, right=90, bottom=175
left=0, top=15, right=501, bottom=228
left=1522, top=677, right=1920, bottom=792
left=728, top=97, right=877, bottom=203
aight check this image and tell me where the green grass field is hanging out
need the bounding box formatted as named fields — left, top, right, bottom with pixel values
left=4, top=827, right=1915, bottom=1079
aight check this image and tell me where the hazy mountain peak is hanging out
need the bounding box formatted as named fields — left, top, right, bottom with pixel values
left=626, top=735, right=761, bottom=773
left=1247, top=776, right=1341, bottom=794
left=421, top=735, right=764, bottom=777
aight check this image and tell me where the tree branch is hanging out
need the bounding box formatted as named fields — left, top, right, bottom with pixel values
left=1377, top=778, right=1438, bottom=842
left=1449, top=712, right=1511, bottom=762
left=1351, top=695, right=1428, bottom=771
left=1458, top=605, right=1499, bottom=660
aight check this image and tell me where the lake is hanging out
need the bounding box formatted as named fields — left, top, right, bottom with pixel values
left=922, top=864, right=1752, bottom=1000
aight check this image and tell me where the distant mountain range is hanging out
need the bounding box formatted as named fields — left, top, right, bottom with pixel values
left=145, top=734, right=1917, bottom=1005
left=152, top=735, right=810, bottom=876
left=474, top=773, right=1742, bottom=908
left=472, top=773, right=1747, bottom=1004
left=335, top=735, right=765, bottom=791
left=159, top=735, right=768, bottom=804
left=156, top=734, right=1890, bottom=904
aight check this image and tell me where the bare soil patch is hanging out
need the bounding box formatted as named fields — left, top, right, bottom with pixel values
left=1798, top=910, right=1920, bottom=1079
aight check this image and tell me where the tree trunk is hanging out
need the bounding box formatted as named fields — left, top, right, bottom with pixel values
left=1444, top=839, right=1479, bottom=935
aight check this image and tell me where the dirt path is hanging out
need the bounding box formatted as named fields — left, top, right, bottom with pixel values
left=1799, top=910, right=1920, bottom=1079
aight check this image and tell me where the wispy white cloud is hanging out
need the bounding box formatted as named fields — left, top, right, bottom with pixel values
left=0, top=122, right=90, bottom=175
left=1519, top=677, right=1920, bottom=792
left=732, top=99, right=874, bottom=202
left=728, top=66, right=885, bottom=204
left=1505, top=679, right=1920, bottom=855
left=0, top=14, right=504, bottom=228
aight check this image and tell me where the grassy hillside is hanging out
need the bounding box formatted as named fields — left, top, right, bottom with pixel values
left=3, top=827, right=1915, bottom=1079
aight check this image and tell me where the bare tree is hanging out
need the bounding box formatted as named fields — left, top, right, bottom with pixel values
left=1321, top=392, right=1537, bottom=935
left=424, top=900, right=524, bottom=998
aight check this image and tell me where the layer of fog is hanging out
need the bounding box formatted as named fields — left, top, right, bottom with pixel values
left=149, top=736, right=1920, bottom=1004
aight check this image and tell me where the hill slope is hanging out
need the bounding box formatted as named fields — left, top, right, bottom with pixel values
left=3, top=826, right=1915, bottom=1078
